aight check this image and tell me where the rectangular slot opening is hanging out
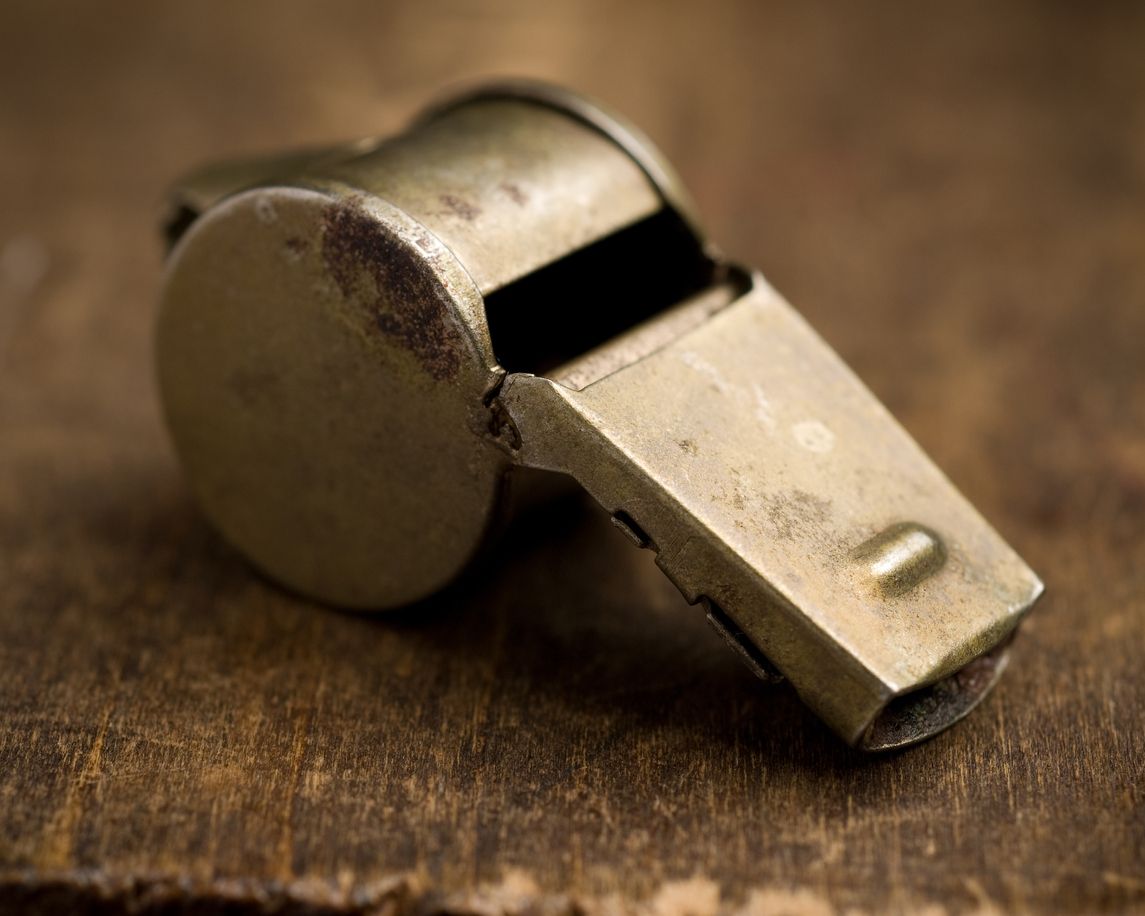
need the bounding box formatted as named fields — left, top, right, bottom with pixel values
left=482, top=209, right=718, bottom=376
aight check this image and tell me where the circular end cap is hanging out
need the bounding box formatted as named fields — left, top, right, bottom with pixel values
left=157, top=187, right=507, bottom=609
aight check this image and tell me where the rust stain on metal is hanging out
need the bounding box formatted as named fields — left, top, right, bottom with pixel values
left=321, top=199, right=462, bottom=382
left=438, top=193, right=481, bottom=222
left=762, top=488, right=831, bottom=542
left=488, top=399, right=522, bottom=451
left=500, top=181, right=528, bottom=206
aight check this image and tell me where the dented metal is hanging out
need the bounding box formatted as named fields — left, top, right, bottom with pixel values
left=156, top=80, right=1043, bottom=749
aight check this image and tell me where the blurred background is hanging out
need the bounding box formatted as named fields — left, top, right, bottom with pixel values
left=1, top=2, right=1143, bottom=914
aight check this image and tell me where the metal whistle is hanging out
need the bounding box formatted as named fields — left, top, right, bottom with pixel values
left=157, top=82, right=1043, bottom=749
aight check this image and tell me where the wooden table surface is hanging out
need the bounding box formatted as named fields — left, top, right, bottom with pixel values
left=1, top=2, right=1142, bottom=913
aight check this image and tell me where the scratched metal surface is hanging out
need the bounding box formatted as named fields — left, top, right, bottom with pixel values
left=0, top=1, right=1143, bottom=913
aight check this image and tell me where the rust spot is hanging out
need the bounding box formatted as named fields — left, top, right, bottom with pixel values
left=500, top=181, right=528, bottom=206
left=488, top=399, right=522, bottom=451
left=763, top=488, right=831, bottom=541
left=321, top=199, right=462, bottom=382
left=438, top=193, right=481, bottom=222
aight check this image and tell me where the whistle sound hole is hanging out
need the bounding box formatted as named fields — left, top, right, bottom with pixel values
left=482, top=209, right=716, bottom=376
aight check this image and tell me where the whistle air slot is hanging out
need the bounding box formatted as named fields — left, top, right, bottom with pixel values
left=482, top=209, right=715, bottom=376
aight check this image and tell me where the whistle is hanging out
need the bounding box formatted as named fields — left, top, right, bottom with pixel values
left=157, top=82, right=1043, bottom=749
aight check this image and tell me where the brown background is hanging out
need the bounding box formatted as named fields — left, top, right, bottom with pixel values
left=1, top=1, right=1143, bottom=913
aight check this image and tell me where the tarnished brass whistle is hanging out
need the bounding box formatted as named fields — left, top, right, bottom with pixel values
left=157, top=82, right=1042, bottom=749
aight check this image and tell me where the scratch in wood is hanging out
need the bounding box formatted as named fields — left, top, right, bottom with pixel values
left=38, top=677, right=116, bottom=870
left=280, top=672, right=323, bottom=876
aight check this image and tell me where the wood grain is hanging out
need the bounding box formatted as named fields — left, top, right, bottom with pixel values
left=0, top=1, right=1142, bottom=913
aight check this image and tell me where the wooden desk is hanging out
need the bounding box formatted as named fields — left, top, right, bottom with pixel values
left=1, top=2, right=1141, bottom=912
